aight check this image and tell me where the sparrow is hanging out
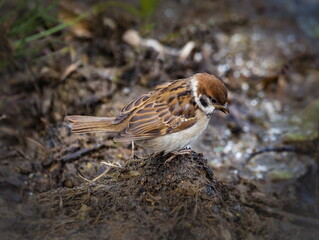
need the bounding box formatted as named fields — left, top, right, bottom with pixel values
left=67, top=73, right=228, bottom=154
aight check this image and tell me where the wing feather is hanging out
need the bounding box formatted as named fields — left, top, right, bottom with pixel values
left=112, top=81, right=176, bottom=124
left=113, top=80, right=198, bottom=142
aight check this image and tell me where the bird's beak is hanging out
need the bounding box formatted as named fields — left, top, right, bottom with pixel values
left=214, top=105, right=229, bottom=115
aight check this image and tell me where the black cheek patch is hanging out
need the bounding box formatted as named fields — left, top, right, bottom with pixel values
left=199, top=97, right=208, bottom=107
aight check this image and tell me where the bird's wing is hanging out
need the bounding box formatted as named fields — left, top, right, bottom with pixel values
left=112, top=82, right=172, bottom=124
left=113, top=81, right=198, bottom=142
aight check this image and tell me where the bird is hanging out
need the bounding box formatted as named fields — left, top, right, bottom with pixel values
left=66, top=73, right=229, bottom=156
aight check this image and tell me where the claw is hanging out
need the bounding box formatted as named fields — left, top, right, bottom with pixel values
left=164, top=149, right=193, bottom=164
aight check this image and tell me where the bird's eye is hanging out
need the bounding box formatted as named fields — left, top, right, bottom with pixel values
left=210, top=97, right=217, bottom=104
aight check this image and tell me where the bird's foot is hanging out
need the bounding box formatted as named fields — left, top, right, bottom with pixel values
left=164, top=148, right=193, bottom=164
left=182, top=145, right=192, bottom=150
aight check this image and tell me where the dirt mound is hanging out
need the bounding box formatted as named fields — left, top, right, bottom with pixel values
left=35, top=152, right=243, bottom=239
left=29, top=150, right=318, bottom=240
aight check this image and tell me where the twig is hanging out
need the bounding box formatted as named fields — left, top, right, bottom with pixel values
left=61, top=143, right=103, bottom=162
left=100, top=161, right=123, bottom=168
left=245, top=146, right=301, bottom=163
left=91, top=160, right=123, bottom=182
left=92, top=168, right=110, bottom=182
left=245, top=203, right=319, bottom=228
left=77, top=168, right=96, bottom=184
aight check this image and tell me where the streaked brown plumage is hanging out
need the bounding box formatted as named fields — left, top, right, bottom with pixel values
left=67, top=73, right=228, bottom=153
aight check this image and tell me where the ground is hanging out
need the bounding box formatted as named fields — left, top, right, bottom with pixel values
left=0, top=0, right=319, bottom=239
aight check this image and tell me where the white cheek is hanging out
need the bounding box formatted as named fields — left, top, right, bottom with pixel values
left=190, top=77, right=215, bottom=116
left=203, top=105, right=215, bottom=115
left=193, top=94, right=215, bottom=116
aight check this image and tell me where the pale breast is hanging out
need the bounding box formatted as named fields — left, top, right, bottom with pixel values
left=138, top=111, right=209, bottom=153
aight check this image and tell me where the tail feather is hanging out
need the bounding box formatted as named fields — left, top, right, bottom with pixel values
left=66, top=115, right=118, bottom=134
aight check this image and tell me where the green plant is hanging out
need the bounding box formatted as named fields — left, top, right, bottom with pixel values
left=92, top=0, right=158, bottom=20
left=92, top=0, right=158, bottom=34
left=0, top=0, right=159, bottom=69
left=0, top=0, right=87, bottom=68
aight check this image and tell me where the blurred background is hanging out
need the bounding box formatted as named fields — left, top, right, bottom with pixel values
left=0, top=0, right=318, bottom=238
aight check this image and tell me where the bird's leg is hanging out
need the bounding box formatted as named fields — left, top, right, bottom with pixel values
left=130, top=141, right=135, bottom=158
left=164, top=146, right=193, bottom=164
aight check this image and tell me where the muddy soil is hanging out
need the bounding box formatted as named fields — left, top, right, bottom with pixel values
left=1, top=0, right=319, bottom=239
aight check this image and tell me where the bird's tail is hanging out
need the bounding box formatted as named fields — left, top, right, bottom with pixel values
left=66, top=115, right=118, bottom=134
